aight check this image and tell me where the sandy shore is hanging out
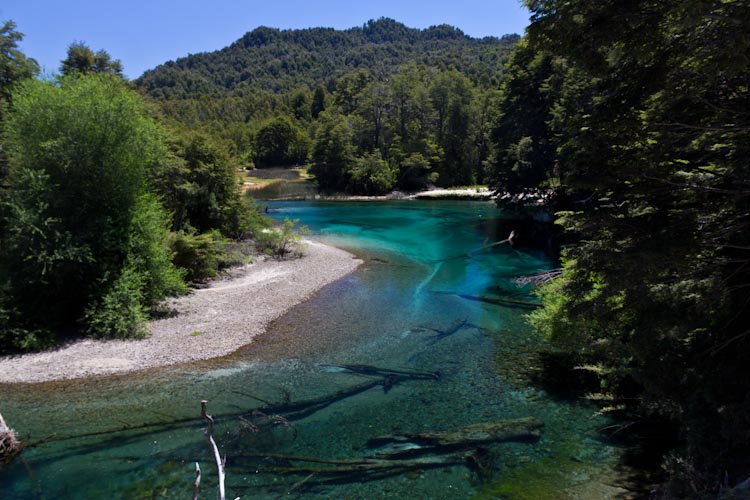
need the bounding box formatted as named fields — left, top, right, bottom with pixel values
left=0, top=240, right=361, bottom=384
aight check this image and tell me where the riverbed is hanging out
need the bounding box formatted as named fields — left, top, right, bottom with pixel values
left=0, top=200, right=621, bottom=499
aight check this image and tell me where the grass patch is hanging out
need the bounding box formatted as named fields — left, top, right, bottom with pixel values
left=239, top=167, right=318, bottom=200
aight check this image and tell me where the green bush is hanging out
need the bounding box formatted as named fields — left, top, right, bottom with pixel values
left=254, top=218, right=309, bottom=259
left=0, top=74, right=186, bottom=345
left=84, top=266, right=149, bottom=339
left=169, top=230, right=251, bottom=283
left=347, top=152, right=397, bottom=195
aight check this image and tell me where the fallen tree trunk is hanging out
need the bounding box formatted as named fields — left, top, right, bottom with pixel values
left=254, top=369, right=439, bottom=421
left=236, top=417, right=542, bottom=487
left=456, top=294, right=542, bottom=309
left=321, top=364, right=440, bottom=381
left=366, top=417, right=544, bottom=455
left=255, top=452, right=471, bottom=475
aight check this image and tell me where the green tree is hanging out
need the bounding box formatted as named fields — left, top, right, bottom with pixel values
left=487, top=40, right=563, bottom=194
left=290, top=88, right=312, bottom=122
left=61, top=41, right=123, bottom=77
left=309, top=113, right=354, bottom=192
left=0, top=75, right=184, bottom=350
left=348, top=151, right=396, bottom=195
left=311, top=85, right=326, bottom=119
left=0, top=21, right=39, bottom=111
left=516, top=0, right=750, bottom=495
left=1, top=20, right=39, bottom=232
left=430, top=71, right=477, bottom=186
left=254, top=116, right=309, bottom=167
left=153, top=133, right=253, bottom=238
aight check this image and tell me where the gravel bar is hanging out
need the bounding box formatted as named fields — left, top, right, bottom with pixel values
left=0, top=240, right=362, bottom=384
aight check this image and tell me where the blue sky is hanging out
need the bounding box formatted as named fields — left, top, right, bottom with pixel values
left=1, top=1, right=530, bottom=79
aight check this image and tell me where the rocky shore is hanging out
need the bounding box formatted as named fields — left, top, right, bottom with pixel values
left=0, top=240, right=361, bottom=384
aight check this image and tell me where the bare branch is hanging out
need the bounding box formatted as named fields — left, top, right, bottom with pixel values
left=192, top=462, right=201, bottom=500
left=201, top=400, right=227, bottom=500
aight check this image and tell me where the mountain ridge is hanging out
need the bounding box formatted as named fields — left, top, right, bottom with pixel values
left=136, top=18, right=519, bottom=99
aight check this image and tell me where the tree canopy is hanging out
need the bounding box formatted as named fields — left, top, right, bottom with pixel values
left=486, top=0, right=750, bottom=496
left=0, top=75, right=184, bottom=349
left=60, top=41, right=123, bottom=77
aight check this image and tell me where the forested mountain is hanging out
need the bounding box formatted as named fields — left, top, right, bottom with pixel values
left=136, top=18, right=519, bottom=99
left=134, top=19, right=520, bottom=191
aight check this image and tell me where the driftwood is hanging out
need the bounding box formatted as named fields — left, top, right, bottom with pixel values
left=0, top=411, right=22, bottom=465
left=253, top=367, right=439, bottom=421
left=201, top=401, right=229, bottom=500
left=252, top=451, right=473, bottom=475
left=321, top=364, right=440, bottom=380
left=420, top=319, right=477, bottom=343
left=192, top=462, right=201, bottom=500
left=238, top=417, right=542, bottom=487
left=514, top=269, right=563, bottom=287
left=431, top=231, right=516, bottom=264
left=366, top=416, right=544, bottom=454
left=456, top=293, right=542, bottom=309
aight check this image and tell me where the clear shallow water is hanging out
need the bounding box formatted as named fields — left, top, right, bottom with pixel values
left=1, top=201, right=617, bottom=499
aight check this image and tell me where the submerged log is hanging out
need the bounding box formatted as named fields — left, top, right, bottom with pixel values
left=456, top=293, right=542, bottom=309
left=254, top=452, right=472, bottom=475
left=239, top=417, right=543, bottom=487
left=422, top=319, right=476, bottom=343
left=255, top=370, right=438, bottom=421
left=366, top=417, right=544, bottom=454
left=321, top=364, right=440, bottom=380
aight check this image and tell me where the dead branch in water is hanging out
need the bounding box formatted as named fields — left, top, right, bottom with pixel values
left=422, top=319, right=474, bottom=342
left=321, top=364, right=440, bottom=380
left=513, top=268, right=563, bottom=287
left=192, top=462, right=201, bottom=500
left=254, top=370, right=437, bottom=421
left=456, top=293, right=542, bottom=309
left=0, top=411, right=22, bottom=465
left=236, top=417, right=542, bottom=488
left=366, top=416, right=544, bottom=453
left=200, top=401, right=240, bottom=500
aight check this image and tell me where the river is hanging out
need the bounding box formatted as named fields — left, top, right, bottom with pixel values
left=0, top=200, right=618, bottom=499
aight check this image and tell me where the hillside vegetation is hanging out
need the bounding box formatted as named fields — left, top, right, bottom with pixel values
left=137, top=18, right=518, bottom=99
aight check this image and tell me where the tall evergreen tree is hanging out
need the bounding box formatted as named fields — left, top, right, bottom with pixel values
left=61, top=41, right=123, bottom=77
left=496, top=1, right=750, bottom=495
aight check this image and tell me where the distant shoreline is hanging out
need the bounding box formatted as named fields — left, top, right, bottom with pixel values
left=0, top=240, right=362, bottom=384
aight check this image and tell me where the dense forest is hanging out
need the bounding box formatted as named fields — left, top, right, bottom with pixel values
left=2, top=3, right=750, bottom=497
left=135, top=18, right=519, bottom=191
left=0, top=23, right=298, bottom=352
left=484, top=1, right=750, bottom=498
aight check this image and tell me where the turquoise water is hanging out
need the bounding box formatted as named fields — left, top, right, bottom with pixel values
left=0, top=201, right=616, bottom=499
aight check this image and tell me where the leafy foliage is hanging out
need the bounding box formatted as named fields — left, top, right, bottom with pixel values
left=60, top=41, right=123, bottom=77
left=348, top=151, right=397, bottom=195
left=254, top=218, right=310, bottom=259
left=136, top=18, right=518, bottom=99
left=0, top=20, right=39, bottom=110
left=135, top=19, right=520, bottom=194
left=489, top=1, right=750, bottom=495
left=0, top=75, right=185, bottom=349
left=168, top=229, right=250, bottom=283
left=152, top=133, right=256, bottom=239
left=254, top=116, right=309, bottom=167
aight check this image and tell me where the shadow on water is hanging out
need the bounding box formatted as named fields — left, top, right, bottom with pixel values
left=1, top=201, right=623, bottom=499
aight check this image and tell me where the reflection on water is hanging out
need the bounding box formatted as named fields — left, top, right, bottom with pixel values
left=0, top=201, right=617, bottom=499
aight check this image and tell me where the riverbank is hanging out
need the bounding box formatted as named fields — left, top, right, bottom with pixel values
left=0, top=240, right=362, bottom=384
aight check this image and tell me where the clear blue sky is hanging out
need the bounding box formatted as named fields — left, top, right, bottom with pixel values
left=1, top=1, right=530, bottom=79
